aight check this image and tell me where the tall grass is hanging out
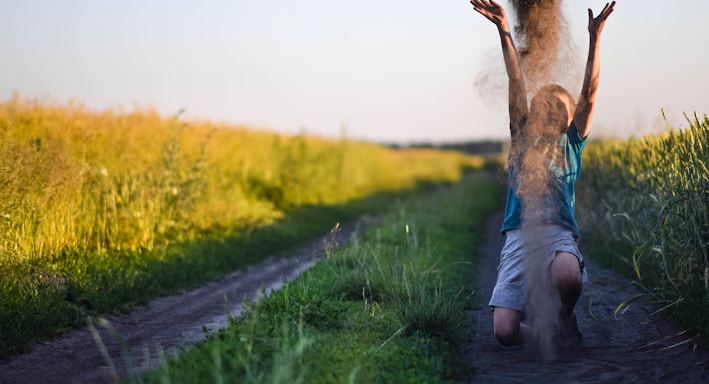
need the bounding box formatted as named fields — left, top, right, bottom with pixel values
left=578, top=113, right=708, bottom=338
left=0, top=96, right=481, bottom=256
left=0, top=95, right=483, bottom=356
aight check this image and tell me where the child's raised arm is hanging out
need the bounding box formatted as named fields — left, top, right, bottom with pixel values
left=470, top=0, right=528, bottom=133
left=574, top=1, right=616, bottom=139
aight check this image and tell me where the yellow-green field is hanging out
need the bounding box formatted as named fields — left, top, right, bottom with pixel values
left=0, top=96, right=482, bottom=356
left=0, top=96, right=481, bottom=257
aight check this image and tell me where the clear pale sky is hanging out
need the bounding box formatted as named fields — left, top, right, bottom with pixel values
left=1, top=0, right=707, bottom=144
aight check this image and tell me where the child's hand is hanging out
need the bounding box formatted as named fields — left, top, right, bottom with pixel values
left=470, top=0, right=508, bottom=29
left=588, top=1, right=616, bottom=38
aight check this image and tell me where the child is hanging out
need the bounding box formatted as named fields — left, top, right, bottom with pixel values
left=469, top=0, right=616, bottom=346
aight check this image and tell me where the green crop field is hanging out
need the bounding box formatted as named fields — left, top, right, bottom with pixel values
left=578, top=113, right=709, bottom=338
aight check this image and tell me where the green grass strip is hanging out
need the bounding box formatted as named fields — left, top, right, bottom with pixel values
left=135, top=171, right=501, bottom=384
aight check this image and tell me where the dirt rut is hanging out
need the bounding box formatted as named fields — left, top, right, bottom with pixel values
left=0, top=220, right=370, bottom=384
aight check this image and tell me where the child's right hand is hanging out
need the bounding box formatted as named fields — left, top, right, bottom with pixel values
left=470, top=0, right=509, bottom=30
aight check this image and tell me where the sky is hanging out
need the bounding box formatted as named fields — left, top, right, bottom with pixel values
left=1, top=0, right=708, bottom=144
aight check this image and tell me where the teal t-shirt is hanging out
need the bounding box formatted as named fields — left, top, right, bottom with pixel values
left=501, top=122, right=586, bottom=237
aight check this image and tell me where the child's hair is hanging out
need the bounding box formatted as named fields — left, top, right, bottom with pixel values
left=531, top=84, right=574, bottom=109
left=529, top=84, right=575, bottom=134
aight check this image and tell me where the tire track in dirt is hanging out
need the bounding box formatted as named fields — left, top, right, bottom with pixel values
left=0, top=219, right=374, bottom=384
left=462, top=211, right=709, bottom=383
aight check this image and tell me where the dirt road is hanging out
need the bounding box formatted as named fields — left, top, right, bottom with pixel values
left=2, top=211, right=708, bottom=383
left=463, top=211, right=709, bottom=383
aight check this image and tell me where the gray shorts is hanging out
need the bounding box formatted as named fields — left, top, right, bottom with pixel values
left=488, top=224, right=587, bottom=311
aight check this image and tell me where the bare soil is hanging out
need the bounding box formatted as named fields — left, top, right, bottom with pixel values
left=0, top=219, right=373, bottom=384
left=462, top=211, right=709, bottom=383
left=2, top=211, right=708, bottom=384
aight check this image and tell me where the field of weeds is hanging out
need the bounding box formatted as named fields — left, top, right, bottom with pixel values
left=0, top=96, right=482, bottom=356
left=2, top=94, right=707, bottom=382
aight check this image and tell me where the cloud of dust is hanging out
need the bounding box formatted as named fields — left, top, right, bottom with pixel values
left=474, top=0, right=581, bottom=106
left=509, top=0, right=579, bottom=358
left=511, top=0, right=577, bottom=94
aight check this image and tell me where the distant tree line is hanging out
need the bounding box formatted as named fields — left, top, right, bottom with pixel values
left=386, top=140, right=505, bottom=156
